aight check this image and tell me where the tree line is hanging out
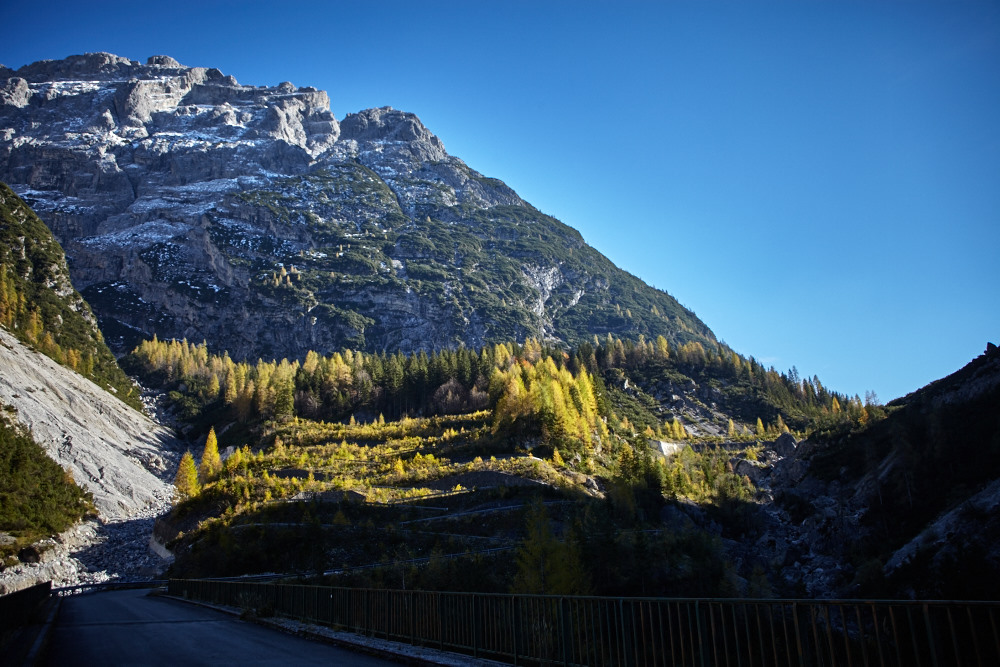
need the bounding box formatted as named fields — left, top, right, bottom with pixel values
left=132, top=336, right=610, bottom=456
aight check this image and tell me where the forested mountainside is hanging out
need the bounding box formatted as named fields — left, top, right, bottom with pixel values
left=0, top=183, right=140, bottom=408
left=131, top=328, right=890, bottom=597
left=128, top=316, right=998, bottom=599
left=0, top=53, right=713, bottom=361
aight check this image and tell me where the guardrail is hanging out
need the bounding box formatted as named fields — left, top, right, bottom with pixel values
left=0, top=581, right=51, bottom=634
left=167, top=579, right=1000, bottom=666
left=52, top=579, right=167, bottom=596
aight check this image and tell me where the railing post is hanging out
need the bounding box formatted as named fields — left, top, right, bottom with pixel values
left=560, top=596, right=570, bottom=666
left=695, top=599, right=706, bottom=667
left=620, top=597, right=635, bottom=666
left=347, top=587, right=353, bottom=633
left=924, top=603, right=941, bottom=667
left=472, top=593, right=479, bottom=658
left=792, top=601, right=805, bottom=666
left=512, top=595, right=521, bottom=666
left=409, top=590, right=415, bottom=646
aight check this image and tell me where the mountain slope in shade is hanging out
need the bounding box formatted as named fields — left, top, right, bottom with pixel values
left=0, top=53, right=713, bottom=360
left=763, top=344, right=1000, bottom=598
left=0, top=183, right=140, bottom=407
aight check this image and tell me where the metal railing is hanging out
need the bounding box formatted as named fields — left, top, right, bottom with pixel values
left=0, top=581, right=51, bottom=633
left=167, top=579, right=1000, bottom=666
left=52, top=579, right=167, bottom=596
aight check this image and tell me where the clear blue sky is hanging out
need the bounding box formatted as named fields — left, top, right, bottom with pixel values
left=4, top=1, right=999, bottom=402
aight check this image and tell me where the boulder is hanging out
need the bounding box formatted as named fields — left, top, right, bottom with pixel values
left=734, top=458, right=771, bottom=484
left=650, top=439, right=685, bottom=457
left=17, top=545, right=42, bottom=564
left=146, top=55, right=183, bottom=68
left=774, top=432, right=798, bottom=457
left=0, top=77, right=31, bottom=107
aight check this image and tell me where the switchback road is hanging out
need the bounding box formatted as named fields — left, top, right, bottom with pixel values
left=41, top=588, right=397, bottom=666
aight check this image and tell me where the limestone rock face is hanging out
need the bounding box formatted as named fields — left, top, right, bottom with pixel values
left=0, top=52, right=715, bottom=361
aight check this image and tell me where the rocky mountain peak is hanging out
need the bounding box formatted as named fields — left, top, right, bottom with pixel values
left=2, top=52, right=338, bottom=154
left=12, top=51, right=137, bottom=82
left=146, top=55, right=182, bottom=68
left=0, top=52, right=714, bottom=361
left=341, top=106, right=442, bottom=147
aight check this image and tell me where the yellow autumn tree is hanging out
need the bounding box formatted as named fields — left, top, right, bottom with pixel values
left=198, top=426, right=222, bottom=483
left=174, top=451, right=200, bottom=500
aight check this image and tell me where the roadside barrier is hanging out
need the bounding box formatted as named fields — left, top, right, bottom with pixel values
left=51, top=579, right=167, bottom=596
left=0, top=581, right=51, bottom=634
left=167, top=579, right=1000, bottom=666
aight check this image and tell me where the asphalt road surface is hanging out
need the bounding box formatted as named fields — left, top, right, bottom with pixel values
left=41, top=588, right=398, bottom=666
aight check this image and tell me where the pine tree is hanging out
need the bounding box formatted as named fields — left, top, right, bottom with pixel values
left=756, top=418, right=765, bottom=437
left=198, top=426, right=222, bottom=483
left=512, top=499, right=589, bottom=595
left=551, top=448, right=565, bottom=467
left=174, top=451, right=200, bottom=500
left=223, top=368, right=238, bottom=405
left=206, top=374, right=220, bottom=401
left=776, top=414, right=789, bottom=433
left=727, top=419, right=737, bottom=439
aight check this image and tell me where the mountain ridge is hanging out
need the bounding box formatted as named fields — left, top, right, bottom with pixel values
left=0, top=52, right=714, bottom=361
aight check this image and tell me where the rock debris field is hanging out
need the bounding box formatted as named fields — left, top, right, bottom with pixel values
left=0, top=328, right=184, bottom=593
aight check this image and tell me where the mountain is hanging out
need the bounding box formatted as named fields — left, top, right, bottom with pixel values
left=0, top=52, right=714, bottom=361
left=738, top=343, right=1000, bottom=599
left=0, top=183, right=182, bottom=593
left=0, top=183, right=140, bottom=407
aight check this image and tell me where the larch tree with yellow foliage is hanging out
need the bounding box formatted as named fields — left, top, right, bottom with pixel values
left=198, top=426, right=222, bottom=483
left=174, top=451, right=200, bottom=500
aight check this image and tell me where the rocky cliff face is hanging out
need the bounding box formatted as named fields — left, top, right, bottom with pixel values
left=723, top=346, right=1000, bottom=599
left=0, top=52, right=713, bottom=360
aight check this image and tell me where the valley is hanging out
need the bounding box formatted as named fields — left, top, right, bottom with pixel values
left=0, top=52, right=998, bottom=609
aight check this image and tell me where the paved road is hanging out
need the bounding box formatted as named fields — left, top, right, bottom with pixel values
left=41, top=588, right=398, bottom=666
